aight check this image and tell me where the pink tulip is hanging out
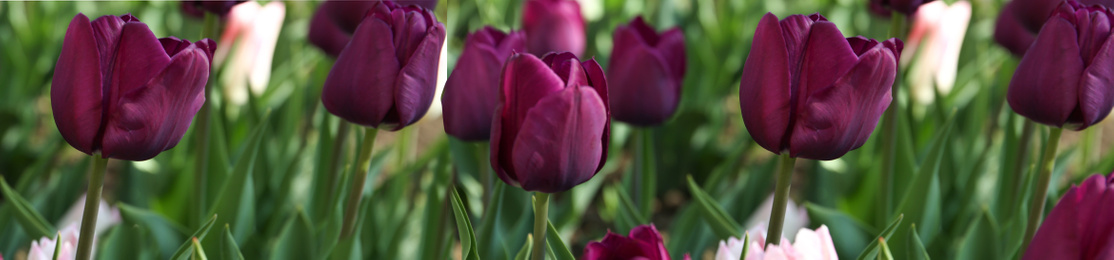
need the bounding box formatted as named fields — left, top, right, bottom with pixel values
left=716, top=225, right=839, bottom=260
left=903, top=1, right=970, bottom=104
left=215, top=1, right=286, bottom=105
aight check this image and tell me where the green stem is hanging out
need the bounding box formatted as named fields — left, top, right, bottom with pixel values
left=1007, top=120, right=1035, bottom=216
left=766, top=154, right=797, bottom=245
left=878, top=11, right=906, bottom=226
left=1020, top=126, right=1062, bottom=252
left=325, top=121, right=351, bottom=209
left=639, top=128, right=657, bottom=218
left=192, top=11, right=220, bottom=228
left=477, top=142, right=492, bottom=205
left=75, top=156, right=109, bottom=260
left=339, top=127, right=379, bottom=239
left=531, top=192, right=550, bottom=260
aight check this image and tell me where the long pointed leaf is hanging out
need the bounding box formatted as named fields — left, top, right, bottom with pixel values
left=685, top=175, right=743, bottom=239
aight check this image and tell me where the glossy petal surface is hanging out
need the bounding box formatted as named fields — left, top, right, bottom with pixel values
left=511, top=85, right=606, bottom=193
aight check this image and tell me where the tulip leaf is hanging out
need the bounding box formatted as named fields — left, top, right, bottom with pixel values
left=546, top=220, right=575, bottom=260
left=855, top=214, right=903, bottom=260
left=0, top=177, right=54, bottom=239
left=171, top=214, right=217, bottom=260
left=271, top=210, right=315, bottom=260
left=956, top=209, right=999, bottom=260
left=909, top=225, right=931, bottom=260
left=514, top=235, right=533, bottom=260
left=51, top=232, right=61, bottom=260
left=615, top=184, right=649, bottom=224
left=449, top=185, right=480, bottom=260
left=207, top=112, right=269, bottom=246
left=190, top=237, right=208, bottom=260
left=419, top=153, right=452, bottom=260
left=892, top=111, right=954, bottom=254
left=685, top=175, right=743, bottom=239
left=117, top=203, right=188, bottom=259
left=220, top=225, right=245, bottom=260
left=878, top=237, right=894, bottom=260
left=328, top=234, right=362, bottom=260
left=805, top=203, right=872, bottom=260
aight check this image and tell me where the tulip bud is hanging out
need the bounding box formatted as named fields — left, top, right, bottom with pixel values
left=1007, top=1, right=1114, bottom=131
left=442, top=27, right=526, bottom=141
left=995, top=0, right=1114, bottom=55
left=491, top=52, right=610, bottom=193
left=523, top=0, right=586, bottom=57
left=1023, top=173, right=1114, bottom=260
left=739, top=13, right=901, bottom=160
left=321, top=1, right=445, bottom=130
left=308, top=0, right=438, bottom=57
left=608, top=16, right=686, bottom=126
left=869, top=0, right=934, bottom=15
left=51, top=14, right=215, bottom=161
left=583, top=225, right=688, bottom=260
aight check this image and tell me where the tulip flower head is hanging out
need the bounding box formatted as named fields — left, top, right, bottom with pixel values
left=443, top=27, right=526, bottom=141
left=216, top=1, right=285, bottom=106
left=870, top=0, right=935, bottom=16
left=608, top=16, right=686, bottom=126
left=523, top=0, right=587, bottom=57
left=27, top=224, right=81, bottom=260
left=490, top=52, right=610, bottom=193
left=1007, top=1, right=1114, bottom=131
left=51, top=14, right=214, bottom=161
left=903, top=1, right=971, bottom=105
left=321, top=1, right=446, bottom=130
left=739, top=13, right=902, bottom=160
left=181, top=1, right=247, bottom=17
left=309, top=0, right=438, bottom=57
left=1023, top=173, right=1114, bottom=260
left=715, top=225, right=839, bottom=260
left=583, top=224, right=690, bottom=260
left=995, top=0, right=1114, bottom=55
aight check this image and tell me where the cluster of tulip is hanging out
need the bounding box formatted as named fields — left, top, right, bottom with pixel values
left=17, top=0, right=1114, bottom=259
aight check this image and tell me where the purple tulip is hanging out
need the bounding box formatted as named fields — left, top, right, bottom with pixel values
left=321, top=1, right=445, bottom=130
left=1023, top=173, right=1114, bottom=260
left=308, top=0, right=439, bottom=57
left=995, top=0, right=1114, bottom=55
left=51, top=14, right=215, bottom=161
left=490, top=52, right=610, bottom=193
left=608, top=16, right=686, bottom=126
left=739, top=13, right=902, bottom=160
left=442, top=27, right=526, bottom=141
left=1007, top=1, right=1114, bottom=130
left=869, top=0, right=935, bottom=15
left=583, top=225, right=690, bottom=260
left=181, top=1, right=247, bottom=17
left=523, top=0, right=586, bottom=57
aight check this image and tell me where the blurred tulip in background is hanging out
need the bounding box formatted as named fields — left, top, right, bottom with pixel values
left=523, top=0, right=586, bottom=57
left=608, top=16, right=686, bottom=126
left=216, top=1, right=285, bottom=106
left=443, top=27, right=526, bottom=141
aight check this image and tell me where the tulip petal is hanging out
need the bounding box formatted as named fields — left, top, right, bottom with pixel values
left=391, top=20, right=445, bottom=130
left=523, top=0, right=586, bottom=56
left=51, top=13, right=104, bottom=155
left=1078, top=33, right=1114, bottom=130
left=108, top=21, right=173, bottom=105
left=789, top=43, right=895, bottom=160
left=1008, top=17, right=1084, bottom=128
left=89, top=15, right=127, bottom=79
left=442, top=29, right=507, bottom=140
left=492, top=54, right=566, bottom=186
left=581, top=59, right=611, bottom=173
left=322, top=17, right=400, bottom=128
left=798, top=21, right=859, bottom=101
left=101, top=44, right=209, bottom=161
left=740, top=13, right=793, bottom=154
left=308, top=6, right=352, bottom=57
left=322, top=0, right=377, bottom=34
left=658, top=28, right=687, bottom=85
left=511, top=85, right=606, bottom=193
left=608, top=43, right=676, bottom=126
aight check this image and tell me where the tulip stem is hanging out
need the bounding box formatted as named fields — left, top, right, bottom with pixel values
left=476, top=142, right=492, bottom=204
left=637, top=128, right=656, bottom=218
left=75, top=155, right=109, bottom=260
left=1007, top=120, right=1035, bottom=217
left=339, top=127, right=379, bottom=239
left=766, top=154, right=797, bottom=245
left=1020, top=126, right=1062, bottom=253
left=531, top=192, right=550, bottom=260
left=878, top=10, right=907, bottom=227
left=192, top=11, right=220, bottom=228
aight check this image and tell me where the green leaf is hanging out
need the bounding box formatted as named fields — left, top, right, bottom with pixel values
left=449, top=185, right=480, bottom=260
left=805, top=203, right=872, bottom=260
left=741, top=233, right=750, bottom=259
left=685, top=175, right=743, bottom=239
left=514, top=235, right=533, bottom=260
left=51, top=232, right=61, bottom=260
left=419, top=153, right=452, bottom=260
left=878, top=237, right=893, bottom=260
left=271, top=210, right=315, bottom=260
left=615, top=184, right=649, bottom=224
left=220, top=225, right=244, bottom=260
left=855, top=214, right=904, bottom=260
left=0, top=177, right=54, bottom=238
left=546, top=220, right=575, bottom=260
left=891, top=112, right=955, bottom=256
left=207, top=112, right=269, bottom=244
left=117, top=203, right=188, bottom=260
left=956, top=210, right=999, bottom=260
left=190, top=238, right=208, bottom=260
left=171, top=215, right=218, bottom=260
left=909, top=225, right=930, bottom=260
left=329, top=235, right=362, bottom=260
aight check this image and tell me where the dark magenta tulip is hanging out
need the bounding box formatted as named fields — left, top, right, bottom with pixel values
left=1007, top=1, right=1114, bottom=130
left=490, top=52, right=610, bottom=193
left=442, top=27, right=526, bottom=141
left=181, top=1, right=246, bottom=17
left=608, top=16, right=686, bottom=126
left=1023, top=173, right=1114, bottom=260
left=995, top=0, right=1114, bottom=55
left=740, top=13, right=902, bottom=160
left=308, top=0, right=439, bottom=57
left=322, top=1, right=445, bottom=130
left=869, top=0, right=934, bottom=15
left=523, top=0, right=586, bottom=57
left=583, top=225, right=690, bottom=260
left=51, top=14, right=215, bottom=161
